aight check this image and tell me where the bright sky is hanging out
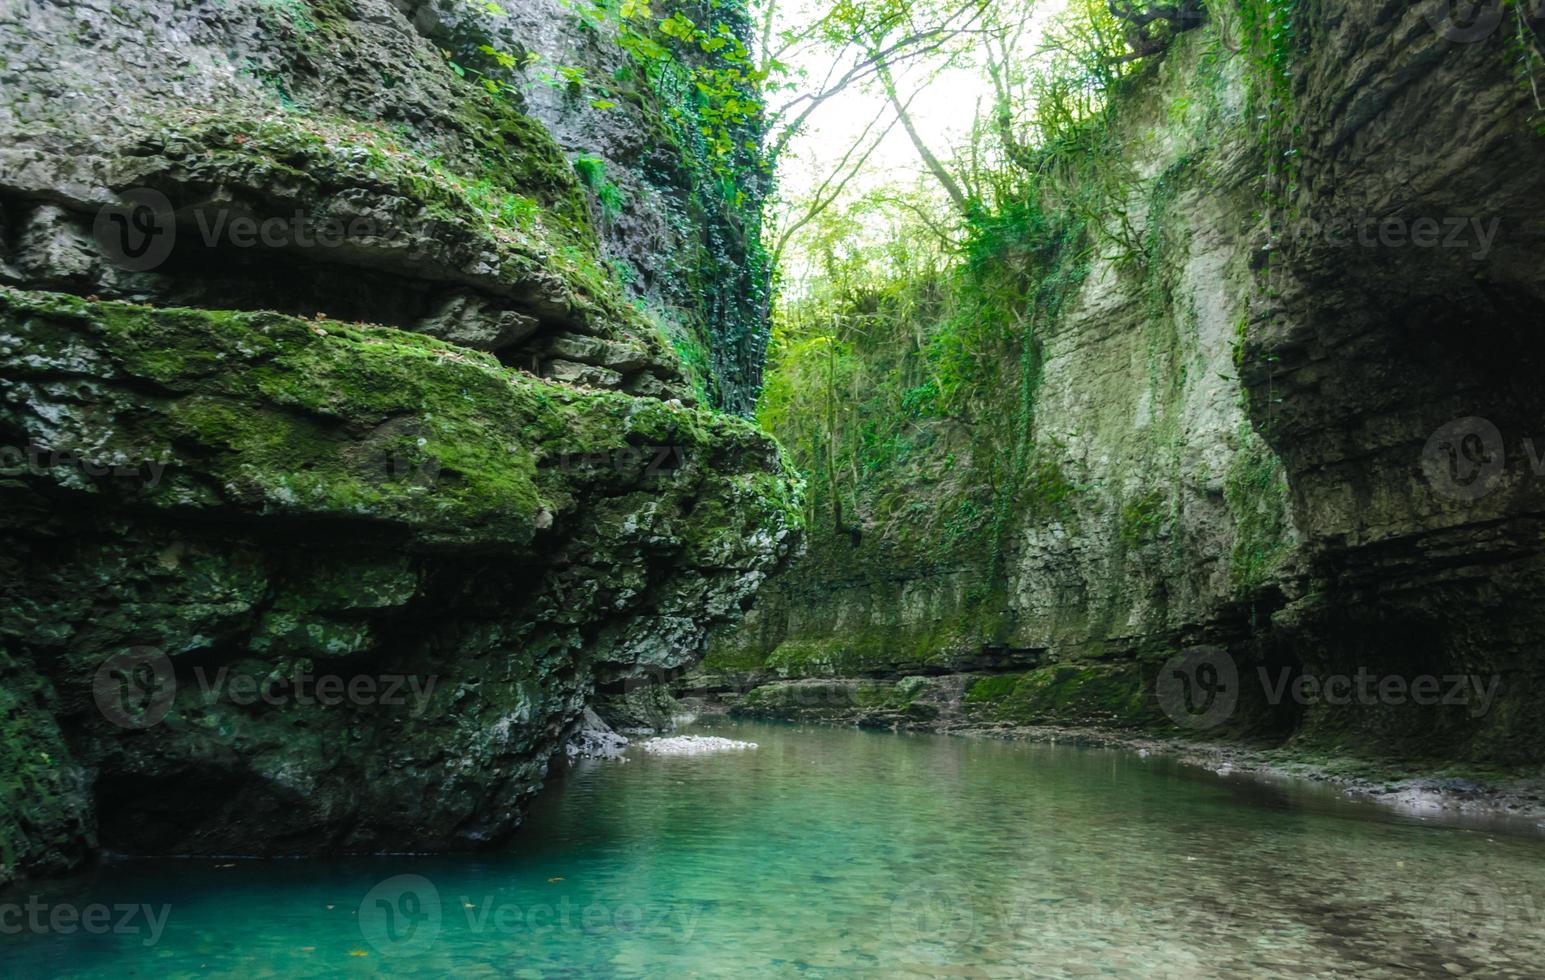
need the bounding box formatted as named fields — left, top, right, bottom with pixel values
left=769, top=0, right=1068, bottom=206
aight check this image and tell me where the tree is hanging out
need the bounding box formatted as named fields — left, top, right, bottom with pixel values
left=760, top=0, right=994, bottom=169
left=1106, top=1, right=1207, bottom=61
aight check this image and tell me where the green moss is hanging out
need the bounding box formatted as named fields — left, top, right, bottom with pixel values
left=964, top=673, right=1022, bottom=704
left=1, top=289, right=797, bottom=549
left=965, top=663, right=1159, bottom=728
left=572, top=153, right=624, bottom=222
left=1023, top=450, right=1081, bottom=520
left=256, top=0, right=317, bottom=33
left=0, top=649, right=90, bottom=886
left=1118, top=489, right=1168, bottom=547
left=1224, top=425, right=1293, bottom=593
left=143, top=107, right=647, bottom=335
left=734, top=676, right=937, bottom=724
left=698, top=643, right=768, bottom=673
left=761, top=604, right=999, bottom=681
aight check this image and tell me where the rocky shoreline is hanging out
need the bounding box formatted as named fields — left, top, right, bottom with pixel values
left=684, top=694, right=1545, bottom=831
left=958, top=723, right=1545, bottom=833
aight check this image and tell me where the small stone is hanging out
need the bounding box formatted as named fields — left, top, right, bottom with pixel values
left=639, top=735, right=757, bottom=755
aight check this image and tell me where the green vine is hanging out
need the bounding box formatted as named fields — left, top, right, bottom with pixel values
left=1504, top=0, right=1545, bottom=133
left=1233, top=0, right=1301, bottom=439
left=440, top=0, right=774, bottom=412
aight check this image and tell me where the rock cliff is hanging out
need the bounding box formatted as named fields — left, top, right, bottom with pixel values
left=693, top=4, right=1545, bottom=767
left=0, top=0, right=797, bottom=887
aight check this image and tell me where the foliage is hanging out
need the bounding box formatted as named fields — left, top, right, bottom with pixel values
left=572, top=153, right=625, bottom=222
left=757, top=173, right=1089, bottom=592
left=1503, top=0, right=1545, bottom=133
left=1224, top=424, right=1292, bottom=593
left=1233, top=0, right=1300, bottom=223
left=432, top=0, right=776, bottom=412
left=756, top=0, right=1223, bottom=583
left=450, top=0, right=773, bottom=172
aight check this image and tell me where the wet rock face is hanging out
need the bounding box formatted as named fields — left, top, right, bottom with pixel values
left=0, top=0, right=797, bottom=885
left=1239, top=1, right=1545, bottom=759
left=0, top=0, right=746, bottom=404
left=0, top=290, right=799, bottom=882
left=698, top=15, right=1545, bottom=763
left=398, top=0, right=772, bottom=411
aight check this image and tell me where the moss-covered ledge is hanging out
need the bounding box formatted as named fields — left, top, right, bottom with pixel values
left=0, top=287, right=802, bottom=887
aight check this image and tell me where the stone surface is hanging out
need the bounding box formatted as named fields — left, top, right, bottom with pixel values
left=694, top=17, right=1545, bottom=766
left=384, top=0, right=771, bottom=411
left=0, top=289, right=799, bottom=886
left=0, top=0, right=794, bottom=887
left=637, top=735, right=756, bottom=755
left=0, top=0, right=710, bottom=400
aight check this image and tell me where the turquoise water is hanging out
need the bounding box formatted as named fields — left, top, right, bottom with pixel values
left=5, top=719, right=1544, bottom=977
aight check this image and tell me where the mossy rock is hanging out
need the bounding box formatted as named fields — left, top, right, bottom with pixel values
left=0, top=287, right=802, bottom=885
left=964, top=663, right=1160, bottom=728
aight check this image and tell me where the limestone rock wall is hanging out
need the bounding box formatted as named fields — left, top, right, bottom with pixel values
left=695, top=7, right=1545, bottom=763
left=1242, top=0, right=1545, bottom=759
left=0, top=0, right=797, bottom=887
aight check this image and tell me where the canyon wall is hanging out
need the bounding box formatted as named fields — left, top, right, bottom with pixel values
left=0, top=0, right=797, bottom=887
left=693, top=4, right=1545, bottom=765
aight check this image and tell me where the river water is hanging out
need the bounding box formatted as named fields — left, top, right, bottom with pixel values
left=5, top=720, right=1543, bottom=977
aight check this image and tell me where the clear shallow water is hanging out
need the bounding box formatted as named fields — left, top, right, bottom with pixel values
left=5, top=720, right=1544, bottom=978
